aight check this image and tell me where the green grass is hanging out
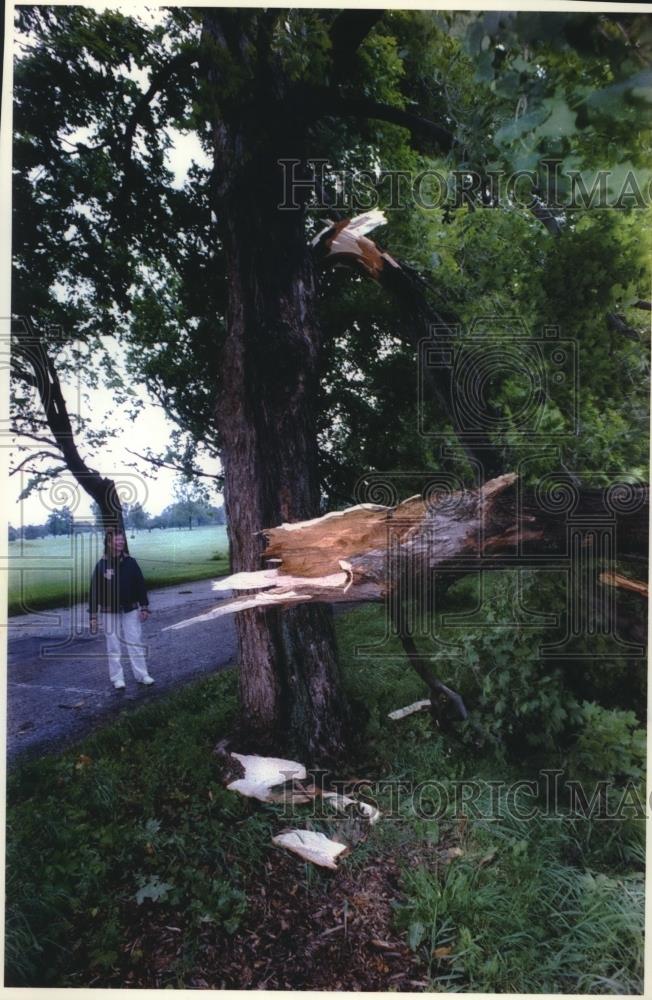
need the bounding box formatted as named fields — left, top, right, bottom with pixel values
left=5, top=605, right=645, bottom=990
left=8, top=526, right=230, bottom=616
left=5, top=669, right=251, bottom=987
left=393, top=805, right=644, bottom=994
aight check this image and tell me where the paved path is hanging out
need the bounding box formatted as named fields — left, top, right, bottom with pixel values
left=6, top=579, right=237, bottom=765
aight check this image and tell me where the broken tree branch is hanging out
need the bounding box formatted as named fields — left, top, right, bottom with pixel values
left=166, top=473, right=649, bottom=629
left=599, top=571, right=648, bottom=599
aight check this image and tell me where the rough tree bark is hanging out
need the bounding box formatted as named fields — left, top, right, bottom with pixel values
left=204, top=10, right=349, bottom=758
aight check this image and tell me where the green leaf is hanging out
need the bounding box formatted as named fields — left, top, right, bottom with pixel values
left=408, top=920, right=426, bottom=950
left=135, top=876, right=174, bottom=905
left=494, top=107, right=548, bottom=144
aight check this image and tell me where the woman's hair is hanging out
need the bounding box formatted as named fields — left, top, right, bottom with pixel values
left=103, top=529, right=130, bottom=556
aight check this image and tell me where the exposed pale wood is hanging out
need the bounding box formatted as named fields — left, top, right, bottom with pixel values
left=262, top=497, right=425, bottom=578
left=226, top=752, right=308, bottom=803
left=599, top=571, right=648, bottom=598
left=167, top=475, right=649, bottom=631
left=321, top=792, right=381, bottom=825
left=387, top=699, right=432, bottom=720
left=272, top=830, right=349, bottom=869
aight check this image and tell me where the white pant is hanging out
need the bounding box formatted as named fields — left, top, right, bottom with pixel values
left=103, top=610, right=150, bottom=684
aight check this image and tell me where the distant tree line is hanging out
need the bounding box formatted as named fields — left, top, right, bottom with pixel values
left=9, top=498, right=226, bottom=541
left=147, top=499, right=226, bottom=530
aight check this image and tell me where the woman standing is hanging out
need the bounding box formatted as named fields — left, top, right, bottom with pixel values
left=89, top=530, right=155, bottom=690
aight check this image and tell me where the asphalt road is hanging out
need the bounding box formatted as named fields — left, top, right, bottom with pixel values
left=6, top=579, right=237, bottom=766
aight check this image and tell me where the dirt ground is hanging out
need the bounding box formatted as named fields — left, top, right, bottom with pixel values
left=99, top=848, right=441, bottom=991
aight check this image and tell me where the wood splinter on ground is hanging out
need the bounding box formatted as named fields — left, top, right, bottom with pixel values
left=226, top=753, right=311, bottom=804
left=322, top=791, right=381, bottom=825
left=271, top=830, right=350, bottom=870
left=224, top=752, right=381, bottom=867
left=387, top=699, right=432, bottom=721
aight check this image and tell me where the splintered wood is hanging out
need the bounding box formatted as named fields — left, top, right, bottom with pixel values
left=225, top=752, right=381, bottom=869
left=311, top=210, right=400, bottom=282
left=387, top=699, right=432, bottom=721
left=165, top=474, right=521, bottom=629
left=599, top=571, right=648, bottom=598
left=271, top=831, right=349, bottom=870
left=226, top=753, right=309, bottom=804
left=260, top=496, right=427, bottom=577
left=165, top=474, right=648, bottom=633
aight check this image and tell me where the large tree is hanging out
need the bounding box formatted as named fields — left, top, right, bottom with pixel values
left=12, top=7, right=650, bottom=757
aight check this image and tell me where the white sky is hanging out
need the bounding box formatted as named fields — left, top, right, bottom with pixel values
left=10, top=120, right=217, bottom=527
left=10, top=345, right=221, bottom=526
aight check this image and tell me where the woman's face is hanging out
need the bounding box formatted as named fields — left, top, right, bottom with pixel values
left=110, top=533, right=126, bottom=556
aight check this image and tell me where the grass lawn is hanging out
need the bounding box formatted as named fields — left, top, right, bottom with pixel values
left=8, top=526, right=230, bottom=616
left=5, top=604, right=645, bottom=991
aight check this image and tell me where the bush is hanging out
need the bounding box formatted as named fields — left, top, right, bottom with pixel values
left=565, top=701, right=646, bottom=785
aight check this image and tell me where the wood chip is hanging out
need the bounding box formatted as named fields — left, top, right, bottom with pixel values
left=272, top=829, right=348, bottom=869
left=226, top=752, right=307, bottom=802
left=388, top=699, right=431, bottom=720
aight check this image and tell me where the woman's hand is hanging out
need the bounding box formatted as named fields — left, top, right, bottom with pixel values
left=139, top=608, right=151, bottom=623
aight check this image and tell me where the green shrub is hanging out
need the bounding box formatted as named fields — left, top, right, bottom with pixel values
left=565, top=701, right=646, bottom=784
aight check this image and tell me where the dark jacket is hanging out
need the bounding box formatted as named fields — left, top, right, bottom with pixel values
left=89, top=554, right=149, bottom=615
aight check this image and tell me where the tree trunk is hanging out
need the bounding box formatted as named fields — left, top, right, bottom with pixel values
left=93, top=478, right=126, bottom=535
left=216, top=187, right=348, bottom=759
left=20, top=331, right=127, bottom=534
left=206, top=14, right=348, bottom=759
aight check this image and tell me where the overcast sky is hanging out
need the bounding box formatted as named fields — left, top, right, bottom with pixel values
left=10, top=69, right=217, bottom=526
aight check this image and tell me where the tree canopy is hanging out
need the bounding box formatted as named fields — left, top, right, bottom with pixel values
left=12, top=7, right=650, bottom=501
left=11, top=6, right=650, bottom=757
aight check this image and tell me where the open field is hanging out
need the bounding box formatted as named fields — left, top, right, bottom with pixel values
left=8, top=527, right=230, bottom=616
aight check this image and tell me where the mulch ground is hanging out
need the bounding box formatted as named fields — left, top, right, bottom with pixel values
left=94, top=749, right=465, bottom=990
left=116, top=850, right=432, bottom=991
